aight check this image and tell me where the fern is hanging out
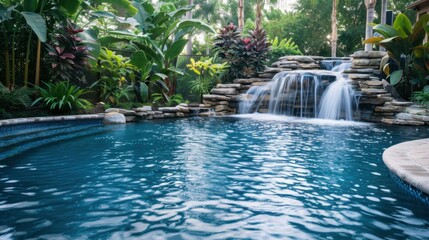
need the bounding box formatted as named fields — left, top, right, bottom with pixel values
left=268, top=37, right=302, bottom=65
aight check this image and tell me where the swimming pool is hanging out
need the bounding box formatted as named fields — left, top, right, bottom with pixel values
left=1, top=116, right=429, bottom=239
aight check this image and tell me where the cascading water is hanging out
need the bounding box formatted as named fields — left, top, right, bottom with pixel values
left=239, top=61, right=359, bottom=121
left=268, top=72, right=324, bottom=117
left=239, top=85, right=270, bottom=114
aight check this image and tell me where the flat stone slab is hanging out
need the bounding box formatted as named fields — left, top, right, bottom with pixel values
left=279, top=55, right=315, bottom=63
left=216, top=83, right=241, bottom=89
left=263, top=67, right=285, bottom=73
left=203, top=94, right=231, bottom=101
left=158, top=107, right=180, bottom=113
left=351, top=50, right=387, bottom=59
left=383, top=138, right=429, bottom=195
left=210, top=88, right=238, bottom=95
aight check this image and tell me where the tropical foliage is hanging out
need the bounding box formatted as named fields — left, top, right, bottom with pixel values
left=268, top=37, right=302, bottom=65
left=214, top=23, right=270, bottom=81
left=411, top=87, right=429, bottom=106
left=187, top=57, right=227, bottom=101
left=32, top=81, right=92, bottom=113
left=0, top=83, right=32, bottom=111
left=364, top=13, right=429, bottom=99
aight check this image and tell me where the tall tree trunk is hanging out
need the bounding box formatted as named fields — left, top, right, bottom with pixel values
left=255, top=0, right=264, bottom=30
left=2, top=29, right=11, bottom=88
left=35, top=40, right=41, bottom=86
left=364, top=0, right=377, bottom=51
left=380, top=0, right=387, bottom=51
left=238, top=0, right=244, bottom=29
left=331, top=0, right=337, bottom=57
left=186, top=0, right=193, bottom=56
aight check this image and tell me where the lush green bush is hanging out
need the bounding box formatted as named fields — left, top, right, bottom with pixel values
left=411, top=86, right=429, bottom=106
left=187, top=58, right=227, bottom=102
left=32, top=81, right=92, bottom=113
left=364, top=13, right=429, bottom=99
left=267, top=37, right=302, bottom=65
left=97, top=77, right=135, bottom=106
left=0, top=83, right=32, bottom=111
left=151, top=93, right=185, bottom=107
left=214, top=24, right=270, bottom=81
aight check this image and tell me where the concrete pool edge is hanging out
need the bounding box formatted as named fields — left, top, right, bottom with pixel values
left=383, top=138, right=429, bottom=195
left=0, top=113, right=105, bottom=127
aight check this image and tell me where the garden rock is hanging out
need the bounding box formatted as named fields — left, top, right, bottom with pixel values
left=103, top=112, right=126, bottom=124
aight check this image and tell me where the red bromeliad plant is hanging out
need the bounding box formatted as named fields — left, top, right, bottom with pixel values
left=46, top=21, right=90, bottom=83
left=214, top=23, right=270, bottom=81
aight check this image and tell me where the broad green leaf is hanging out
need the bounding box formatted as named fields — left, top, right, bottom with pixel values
left=140, top=82, right=148, bottom=102
left=99, top=36, right=129, bottom=46
left=393, top=13, right=412, bottom=36
left=423, top=85, right=429, bottom=93
left=411, top=14, right=429, bottom=47
left=177, top=20, right=216, bottom=34
left=389, top=70, right=403, bottom=85
left=153, top=11, right=169, bottom=25
left=155, top=73, right=168, bottom=79
left=133, top=1, right=155, bottom=31
left=165, top=39, right=188, bottom=59
left=395, top=26, right=408, bottom=38
left=59, top=0, right=81, bottom=15
left=97, top=0, right=137, bottom=17
left=373, top=24, right=399, bottom=38
left=78, top=29, right=100, bottom=66
left=130, top=41, right=162, bottom=66
left=168, top=5, right=193, bottom=18
left=130, top=51, right=148, bottom=70
left=20, top=12, right=47, bottom=42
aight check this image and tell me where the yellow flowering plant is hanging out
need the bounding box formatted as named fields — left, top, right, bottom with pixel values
left=186, top=57, right=228, bottom=101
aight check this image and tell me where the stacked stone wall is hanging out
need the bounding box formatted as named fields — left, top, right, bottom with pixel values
left=204, top=52, right=429, bottom=125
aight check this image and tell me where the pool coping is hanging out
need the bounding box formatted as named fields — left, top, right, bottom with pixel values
left=383, top=138, right=429, bottom=196
left=0, top=113, right=105, bottom=127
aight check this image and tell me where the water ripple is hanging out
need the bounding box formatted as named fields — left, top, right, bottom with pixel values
left=0, top=117, right=428, bottom=239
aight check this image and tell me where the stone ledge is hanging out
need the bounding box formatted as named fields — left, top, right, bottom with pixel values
left=0, top=114, right=105, bottom=127
left=383, top=138, right=429, bottom=195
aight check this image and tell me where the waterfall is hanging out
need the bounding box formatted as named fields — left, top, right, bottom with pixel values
left=239, top=85, right=271, bottom=114
left=268, top=72, right=324, bottom=117
left=317, top=74, right=355, bottom=121
left=239, top=62, right=358, bottom=120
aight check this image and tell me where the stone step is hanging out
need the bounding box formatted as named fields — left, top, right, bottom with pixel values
left=210, top=88, right=238, bottom=95
left=216, top=83, right=241, bottom=89
left=234, top=78, right=272, bottom=84
left=279, top=55, right=315, bottom=63
left=203, top=94, right=231, bottom=101
left=350, top=50, right=387, bottom=59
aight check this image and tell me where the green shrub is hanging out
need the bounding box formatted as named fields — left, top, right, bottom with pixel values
left=32, top=81, right=92, bottom=113
left=411, top=86, right=429, bottom=106
left=268, top=37, right=302, bottom=65
left=0, top=83, right=32, bottom=111
left=364, top=13, right=429, bottom=99
left=187, top=58, right=227, bottom=102
left=152, top=93, right=185, bottom=107
left=96, top=77, right=135, bottom=106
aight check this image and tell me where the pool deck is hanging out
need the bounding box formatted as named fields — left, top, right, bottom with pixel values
left=383, top=138, right=429, bottom=195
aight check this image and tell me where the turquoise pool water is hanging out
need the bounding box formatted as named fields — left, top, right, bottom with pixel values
left=1, top=116, right=429, bottom=239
